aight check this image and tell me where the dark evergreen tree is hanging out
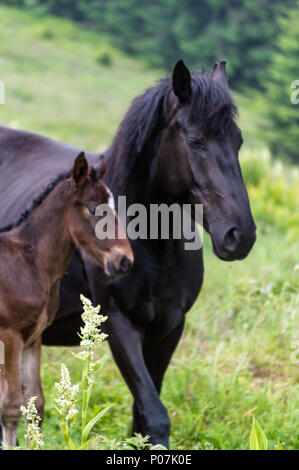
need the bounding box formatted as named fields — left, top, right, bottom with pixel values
left=1, top=0, right=295, bottom=90
left=266, top=2, right=299, bottom=163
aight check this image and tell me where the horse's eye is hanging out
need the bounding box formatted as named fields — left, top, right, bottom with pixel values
left=89, top=207, right=96, bottom=215
left=187, top=137, right=206, bottom=149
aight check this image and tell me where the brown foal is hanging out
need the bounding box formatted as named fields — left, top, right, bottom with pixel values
left=0, top=152, right=133, bottom=447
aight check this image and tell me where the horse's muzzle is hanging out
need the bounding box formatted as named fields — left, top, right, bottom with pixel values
left=212, top=225, right=257, bottom=261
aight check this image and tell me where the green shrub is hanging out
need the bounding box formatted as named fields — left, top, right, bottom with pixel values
left=240, top=149, right=272, bottom=187
left=40, top=28, right=55, bottom=40
left=241, top=150, right=299, bottom=240
left=94, top=46, right=117, bottom=66
left=31, top=24, right=55, bottom=40
left=96, top=51, right=112, bottom=66
left=265, top=1, right=299, bottom=164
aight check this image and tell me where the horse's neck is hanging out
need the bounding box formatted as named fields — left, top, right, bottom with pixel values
left=106, top=137, right=165, bottom=205
left=107, top=139, right=182, bottom=259
left=16, top=181, right=74, bottom=282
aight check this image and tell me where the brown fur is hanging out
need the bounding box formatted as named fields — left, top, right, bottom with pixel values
left=0, top=152, right=133, bottom=447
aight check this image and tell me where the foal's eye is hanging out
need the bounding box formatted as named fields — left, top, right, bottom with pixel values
left=187, top=137, right=206, bottom=150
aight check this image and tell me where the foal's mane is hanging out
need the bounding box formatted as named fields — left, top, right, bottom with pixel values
left=0, top=170, right=72, bottom=233
left=107, top=71, right=237, bottom=179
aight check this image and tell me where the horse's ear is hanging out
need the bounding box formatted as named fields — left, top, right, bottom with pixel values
left=97, top=155, right=107, bottom=180
left=72, top=151, right=88, bottom=184
left=212, top=60, right=228, bottom=89
left=172, top=60, right=191, bottom=102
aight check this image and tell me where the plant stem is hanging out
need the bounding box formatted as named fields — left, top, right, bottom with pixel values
left=81, top=350, right=91, bottom=444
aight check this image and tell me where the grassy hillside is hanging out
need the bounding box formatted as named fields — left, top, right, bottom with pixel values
left=0, top=6, right=298, bottom=450
left=0, top=6, right=161, bottom=151
left=0, top=6, right=265, bottom=151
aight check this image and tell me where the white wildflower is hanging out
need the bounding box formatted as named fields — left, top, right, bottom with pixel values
left=79, top=294, right=108, bottom=351
left=20, top=396, right=44, bottom=450
left=55, top=364, right=79, bottom=425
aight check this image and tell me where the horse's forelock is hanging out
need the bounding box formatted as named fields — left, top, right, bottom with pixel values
left=189, top=74, right=237, bottom=133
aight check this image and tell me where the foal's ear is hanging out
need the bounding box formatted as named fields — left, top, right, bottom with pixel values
left=212, top=60, right=228, bottom=89
left=72, top=152, right=88, bottom=184
left=172, top=59, right=191, bottom=102
left=97, top=154, right=107, bottom=180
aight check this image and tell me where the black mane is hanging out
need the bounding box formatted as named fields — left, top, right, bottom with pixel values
left=0, top=170, right=72, bottom=233
left=107, top=71, right=237, bottom=180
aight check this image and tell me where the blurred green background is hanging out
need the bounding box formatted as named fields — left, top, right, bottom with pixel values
left=2, top=0, right=299, bottom=162
left=0, top=2, right=298, bottom=450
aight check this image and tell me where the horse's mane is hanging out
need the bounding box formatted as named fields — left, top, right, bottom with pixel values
left=0, top=170, right=72, bottom=233
left=107, top=71, right=237, bottom=180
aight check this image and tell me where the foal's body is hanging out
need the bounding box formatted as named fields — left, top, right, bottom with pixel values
left=0, top=154, right=133, bottom=447
left=0, top=179, right=76, bottom=341
left=0, top=181, right=74, bottom=447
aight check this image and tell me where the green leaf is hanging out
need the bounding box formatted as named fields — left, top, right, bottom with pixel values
left=71, top=352, right=86, bottom=361
left=250, top=416, right=268, bottom=450
left=93, top=353, right=109, bottom=371
left=276, top=437, right=283, bottom=450
left=150, top=444, right=168, bottom=450
left=82, top=405, right=113, bottom=443
left=68, top=437, right=76, bottom=450
left=77, top=438, right=93, bottom=450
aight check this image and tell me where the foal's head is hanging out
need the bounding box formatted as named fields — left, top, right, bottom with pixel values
left=68, top=152, right=133, bottom=277
left=157, top=60, right=256, bottom=260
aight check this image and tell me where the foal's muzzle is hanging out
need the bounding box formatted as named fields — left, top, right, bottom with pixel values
left=107, top=255, right=133, bottom=278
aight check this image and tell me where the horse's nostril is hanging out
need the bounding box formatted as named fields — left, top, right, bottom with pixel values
left=107, top=257, right=132, bottom=277
left=223, top=228, right=240, bottom=252
left=120, top=256, right=133, bottom=273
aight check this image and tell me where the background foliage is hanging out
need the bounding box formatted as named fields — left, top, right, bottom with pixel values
left=266, top=1, right=299, bottom=163
left=0, top=0, right=293, bottom=88
left=2, top=0, right=299, bottom=163
left=0, top=5, right=298, bottom=450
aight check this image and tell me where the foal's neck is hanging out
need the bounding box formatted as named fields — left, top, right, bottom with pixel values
left=16, top=180, right=74, bottom=283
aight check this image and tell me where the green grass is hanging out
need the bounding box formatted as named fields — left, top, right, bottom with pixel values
left=0, top=6, right=298, bottom=450
left=0, top=6, right=266, bottom=152
left=0, top=6, right=161, bottom=151
left=16, top=229, right=297, bottom=450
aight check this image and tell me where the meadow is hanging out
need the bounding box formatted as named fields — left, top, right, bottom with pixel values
left=0, top=6, right=298, bottom=450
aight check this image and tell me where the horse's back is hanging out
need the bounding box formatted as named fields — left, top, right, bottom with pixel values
left=0, top=126, right=100, bottom=225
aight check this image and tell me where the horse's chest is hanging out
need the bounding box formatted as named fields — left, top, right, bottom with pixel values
left=153, top=264, right=185, bottom=306
left=128, top=257, right=202, bottom=330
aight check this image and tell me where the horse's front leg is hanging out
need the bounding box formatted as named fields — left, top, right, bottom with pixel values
left=21, top=336, right=45, bottom=424
left=103, top=304, right=171, bottom=447
left=132, top=318, right=185, bottom=437
left=0, top=330, right=24, bottom=448
left=82, top=257, right=171, bottom=446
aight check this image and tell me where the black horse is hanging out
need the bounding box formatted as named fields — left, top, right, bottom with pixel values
left=0, top=61, right=256, bottom=447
